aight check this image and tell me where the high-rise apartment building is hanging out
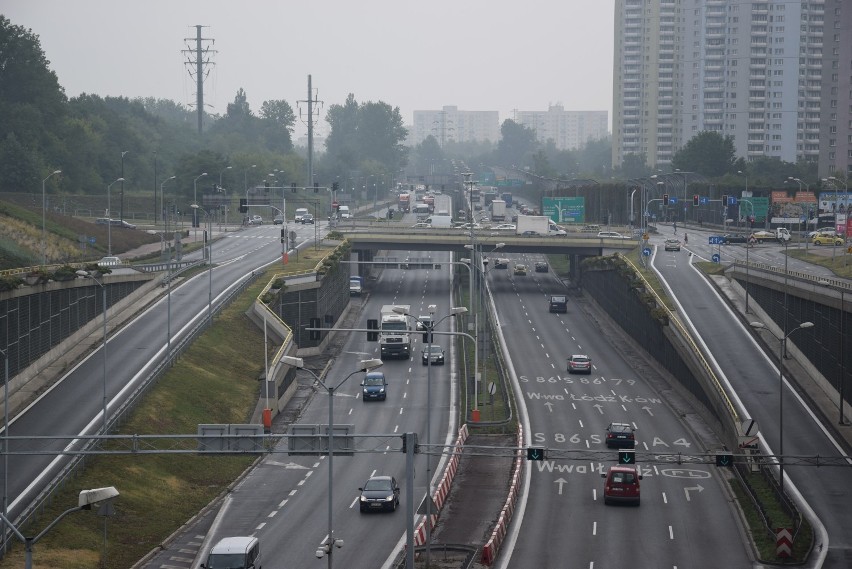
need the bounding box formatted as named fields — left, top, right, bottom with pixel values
left=411, top=106, right=500, bottom=146
left=513, top=106, right=609, bottom=150
left=613, top=0, right=851, bottom=178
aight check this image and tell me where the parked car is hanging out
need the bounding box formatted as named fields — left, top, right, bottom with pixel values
left=513, top=264, right=527, bottom=276
left=601, top=465, right=642, bottom=506
left=813, top=234, right=844, bottom=246
left=360, top=372, right=387, bottom=401
left=301, top=213, right=315, bottom=224
left=664, top=239, right=681, bottom=251
left=605, top=422, right=636, bottom=448
left=421, top=345, right=445, bottom=366
left=359, top=475, right=400, bottom=513
left=534, top=261, right=549, bottom=272
left=567, top=354, right=592, bottom=374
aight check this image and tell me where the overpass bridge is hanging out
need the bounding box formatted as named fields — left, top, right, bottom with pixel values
left=333, top=224, right=638, bottom=280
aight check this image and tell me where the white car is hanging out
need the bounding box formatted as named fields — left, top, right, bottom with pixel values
left=411, top=222, right=432, bottom=229
left=597, top=231, right=628, bottom=239
left=97, top=256, right=122, bottom=267
left=492, top=224, right=516, bottom=231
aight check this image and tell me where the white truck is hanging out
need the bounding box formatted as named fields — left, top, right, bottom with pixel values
left=425, top=215, right=453, bottom=228
left=751, top=227, right=792, bottom=244
left=294, top=208, right=309, bottom=223
left=491, top=199, right=507, bottom=222
left=380, top=304, right=411, bottom=359
left=338, top=205, right=351, bottom=219
left=349, top=276, right=363, bottom=296
left=516, top=215, right=566, bottom=236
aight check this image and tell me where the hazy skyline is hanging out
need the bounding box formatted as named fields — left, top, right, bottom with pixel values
left=3, top=1, right=615, bottom=138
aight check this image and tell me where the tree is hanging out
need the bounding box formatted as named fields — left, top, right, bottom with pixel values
left=226, top=88, right=252, bottom=119
left=324, top=94, right=360, bottom=170
left=496, top=120, right=538, bottom=168
left=619, top=153, right=650, bottom=179
left=671, top=131, right=736, bottom=177
left=260, top=99, right=296, bottom=132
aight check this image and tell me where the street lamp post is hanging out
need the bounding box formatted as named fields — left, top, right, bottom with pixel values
left=120, top=151, right=128, bottom=222
left=0, top=487, right=119, bottom=569
left=160, top=176, right=176, bottom=237
left=191, top=204, right=213, bottom=326
left=41, top=170, right=62, bottom=266
left=75, top=270, right=109, bottom=435
left=280, top=357, right=382, bottom=569
left=750, top=321, right=814, bottom=493
left=106, top=178, right=125, bottom=256
left=393, top=305, right=466, bottom=568
left=193, top=173, right=208, bottom=242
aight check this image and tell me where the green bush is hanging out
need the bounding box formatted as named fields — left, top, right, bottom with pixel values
left=0, top=275, right=23, bottom=291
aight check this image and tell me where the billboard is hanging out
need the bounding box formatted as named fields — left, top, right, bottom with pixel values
left=542, top=197, right=585, bottom=223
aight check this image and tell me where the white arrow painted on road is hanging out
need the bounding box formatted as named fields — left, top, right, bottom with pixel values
left=684, top=484, right=704, bottom=501
left=544, top=402, right=554, bottom=412
left=642, top=406, right=654, bottom=416
left=554, top=478, right=567, bottom=495
left=593, top=404, right=604, bottom=415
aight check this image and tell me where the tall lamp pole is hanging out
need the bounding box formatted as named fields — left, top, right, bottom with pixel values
left=750, top=321, right=814, bottom=493
left=119, top=151, right=128, bottom=222
left=106, top=178, right=125, bottom=256
left=41, top=170, right=62, bottom=266
left=280, top=357, right=383, bottom=569
left=193, top=173, right=208, bottom=243
left=394, top=305, right=466, bottom=568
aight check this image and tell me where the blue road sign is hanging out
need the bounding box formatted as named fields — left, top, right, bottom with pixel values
left=643, top=247, right=651, bottom=256
left=728, top=197, right=738, bottom=205
left=669, top=197, right=678, bottom=204
left=712, top=253, right=720, bottom=263
left=88, top=237, right=96, bottom=244
left=709, top=236, right=724, bottom=245
left=700, top=197, right=709, bottom=205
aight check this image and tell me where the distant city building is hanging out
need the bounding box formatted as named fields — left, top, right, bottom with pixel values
left=411, top=106, right=500, bottom=146
left=613, top=0, right=851, bottom=178
left=513, top=106, right=609, bottom=150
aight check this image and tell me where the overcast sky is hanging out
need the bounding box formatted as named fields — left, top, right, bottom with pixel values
left=4, top=1, right=615, bottom=139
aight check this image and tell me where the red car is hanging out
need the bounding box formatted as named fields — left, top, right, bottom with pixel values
left=567, top=354, right=592, bottom=374
left=601, top=465, right=642, bottom=505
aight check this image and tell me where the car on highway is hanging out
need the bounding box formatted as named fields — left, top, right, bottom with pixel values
left=601, top=465, right=642, bottom=506
left=97, top=256, right=123, bottom=267
left=549, top=295, right=568, bottom=313
left=494, top=258, right=510, bottom=269
left=513, top=264, right=527, bottom=276
left=492, top=224, right=516, bottom=231
left=812, top=234, right=844, bottom=246
left=597, top=231, right=629, bottom=239
left=534, top=261, right=549, bottom=272
left=566, top=354, right=592, bottom=374
left=807, top=228, right=837, bottom=239
left=247, top=215, right=263, bottom=225
left=359, top=475, right=400, bottom=513
left=721, top=234, right=748, bottom=244
left=421, top=345, right=445, bottom=366
left=360, top=372, right=387, bottom=401
left=301, top=213, right=315, bottom=224
left=411, top=222, right=431, bottom=229
left=273, top=215, right=284, bottom=225
left=664, top=239, right=681, bottom=251
left=605, top=422, right=636, bottom=448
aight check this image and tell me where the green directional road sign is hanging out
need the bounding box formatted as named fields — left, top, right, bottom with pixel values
left=716, top=452, right=733, bottom=467
left=618, top=450, right=635, bottom=465
left=526, top=447, right=546, bottom=461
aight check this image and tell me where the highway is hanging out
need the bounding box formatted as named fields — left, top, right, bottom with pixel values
left=487, top=251, right=750, bottom=568
left=655, top=227, right=852, bottom=566
left=2, top=222, right=316, bottom=521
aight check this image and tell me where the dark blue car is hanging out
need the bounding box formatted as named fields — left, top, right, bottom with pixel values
left=361, top=372, right=387, bottom=401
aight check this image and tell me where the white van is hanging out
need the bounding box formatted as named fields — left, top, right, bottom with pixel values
left=201, top=536, right=261, bottom=569
left=294, top=208, right=309, bottom=223
left=338, top=205, right=351, bottom=219
left=425, top=216, right=453, bottom=228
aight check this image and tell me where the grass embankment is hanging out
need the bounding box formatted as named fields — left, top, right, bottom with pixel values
left=0, top=248, right=331, bottom=569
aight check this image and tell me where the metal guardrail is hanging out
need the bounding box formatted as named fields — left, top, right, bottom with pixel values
left=730, top=258, right=852, bottom=292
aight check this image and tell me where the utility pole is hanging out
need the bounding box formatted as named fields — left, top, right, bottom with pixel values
left=298, top=75, right=323, bottom=188
left=182, top=25, right=216, bottom=135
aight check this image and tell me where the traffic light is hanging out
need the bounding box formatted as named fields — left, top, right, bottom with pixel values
left=332, top=181, right=339, bottom=192
left=239, top=198, right=248, bottom=213
left=526, top=447, right=546, bottom=461
left=618, top=449, right=635, bottom=465
left=715, top=452, right=733, bottom=467
left=280, top=228, right=286, bottom=243
left=693, top=194, right=700, bottom=207
left=722, top=194, right=729, bottom=206
left=367, top=319, right=379, bottom=342
left=264, top=180, right=270, bottom=192
left=401, top=432, right=419, bottom=454
left=663, top=194, right=669, bottom=205
left=314, top=182, right=319, bottom=193
left=422, top=328, right=432, bottom=343
left=291, top=182, right=297, bottom=193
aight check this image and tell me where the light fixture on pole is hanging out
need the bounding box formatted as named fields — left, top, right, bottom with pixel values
left=0, top=486, right=119, bottom=569
left=191, top=204, right=213, bottom=326
left=106, top=178, right=125, bottom=256
left=120, top=151, right=129, bottom=222
left=41, top=170, right=62, bottom=266
left=193, top=173, right=208, bottom=242
left=393, top=305, right=466, bottom=568
left=75, top=270, right=109, bottom=435
left=750, top=320, right=814, bottom=493
left=280, top=356, right=383, bottom=569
